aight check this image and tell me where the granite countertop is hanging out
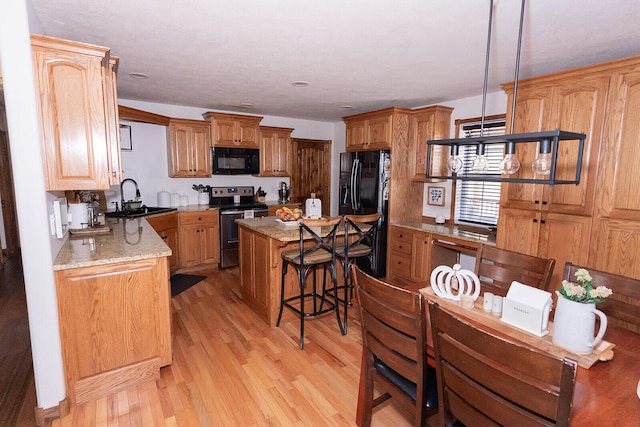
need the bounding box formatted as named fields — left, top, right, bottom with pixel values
left=392, top=221, right=496, bottom=246
left=53, top=217, right=171, bottom=270
left=236, top=216, right=339, bottom=242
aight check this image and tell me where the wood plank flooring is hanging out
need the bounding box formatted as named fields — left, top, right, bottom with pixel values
left=5, top=262, right=414, bottom=426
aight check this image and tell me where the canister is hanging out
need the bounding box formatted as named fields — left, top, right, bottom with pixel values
left=158, top=189, right=171, bottom=207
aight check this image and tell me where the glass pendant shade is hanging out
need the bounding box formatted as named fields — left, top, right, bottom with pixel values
left=531, top=139, right=552, bottom=175
left=499, top=141, right=521, bottom=174
left=471, top=143, right=489, bottom=174
left=447, top=145, right=463, bottom=173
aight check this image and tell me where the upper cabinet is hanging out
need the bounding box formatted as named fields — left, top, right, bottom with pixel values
left=31, top=34, right=119, bottom=190
left=202, top=112, right=262, bottom=148
left=500, top=74, right=609, bottom=215
left=258, top=126, right=293, bottom=177
left=167, top=119, right=212, bottom=177
left=344, top=109, right=396, bottom=151
left=104, top=56, right=123, bottom=186
left=410, top=106, right=453, bottom=181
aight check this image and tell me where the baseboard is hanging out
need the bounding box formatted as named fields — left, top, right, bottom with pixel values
left=34, top=397, right=70, bottom=425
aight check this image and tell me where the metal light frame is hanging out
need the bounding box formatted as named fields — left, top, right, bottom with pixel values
left=426, top=0, right=586, bottom=185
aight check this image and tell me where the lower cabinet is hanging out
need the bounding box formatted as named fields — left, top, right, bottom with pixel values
left=146, top=213, right=179, bottom=273
left=178, top=210, right=220, bottom=268
left=238, top=226, right=270, bottom=319
left=55, top=257, right=171, bottom=404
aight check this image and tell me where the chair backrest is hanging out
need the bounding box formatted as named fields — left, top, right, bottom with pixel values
left=428, top=300, right=577, bottom=427
left=353, top=265, right=430, bottom=413
left=474, top=245, right=555, bottom=296
left=563, top=262, right=640, bottom=333
left=295, top=217, right=342, bottom=264
left=342, top=212, right=381, bottom=255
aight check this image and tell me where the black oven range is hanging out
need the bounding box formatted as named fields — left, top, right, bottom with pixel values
left=209, top=186, right=268, bottom=268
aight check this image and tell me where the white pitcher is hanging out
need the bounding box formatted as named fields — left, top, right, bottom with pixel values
left=552, top=291, right=607, bottom=354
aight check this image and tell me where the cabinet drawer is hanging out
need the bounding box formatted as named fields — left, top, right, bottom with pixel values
left=179, top=211, right=218, bottom=226
left=389, top=238, right=412, bottom=255
left=388, top=251, right=413, bottom=279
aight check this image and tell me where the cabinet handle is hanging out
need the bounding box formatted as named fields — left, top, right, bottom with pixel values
left=534, top=200, right=540, bottom=204
left=542, top=201, right=548, bottom=205
left=540, top=220, right=546, bottom=224
left=533, top=218, right=538, bottom=223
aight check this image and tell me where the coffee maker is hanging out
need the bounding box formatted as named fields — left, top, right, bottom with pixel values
left=278, top=181, right=290, bottom=203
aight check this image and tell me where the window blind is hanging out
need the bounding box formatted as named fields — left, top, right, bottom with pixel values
left=454, top=119, right=506, bottom=227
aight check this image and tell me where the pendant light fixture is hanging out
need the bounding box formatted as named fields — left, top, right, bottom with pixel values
left=426, top=0, right=586, bottom=185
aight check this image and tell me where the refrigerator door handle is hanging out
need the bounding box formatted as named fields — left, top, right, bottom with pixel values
left=350, top=159, right=358, bottom=211
left=354, top=159, right=361, bottom=211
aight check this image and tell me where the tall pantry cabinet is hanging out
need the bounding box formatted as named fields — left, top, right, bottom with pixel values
left=497, top=56, right=640, bottom=285
left=31, top=34, right=122, bottom=190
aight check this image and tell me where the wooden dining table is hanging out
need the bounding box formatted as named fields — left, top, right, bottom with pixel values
left=405, top=282, right=640, bottom=426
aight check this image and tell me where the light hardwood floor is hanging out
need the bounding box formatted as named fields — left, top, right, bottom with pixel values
left=40, top=265, right=414, bottom=426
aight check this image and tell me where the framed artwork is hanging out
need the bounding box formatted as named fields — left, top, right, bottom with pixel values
left=427, top=185, right=445, bottom=206
left=120, top=124, right=132, bottom=151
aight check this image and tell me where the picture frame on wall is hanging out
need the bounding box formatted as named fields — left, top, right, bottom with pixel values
left=120, top=124, right=132, bottom=151
left=427, top=185, right=445, bottom=206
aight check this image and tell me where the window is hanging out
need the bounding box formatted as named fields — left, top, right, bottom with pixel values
left=454, top=116, right=506, bottom=227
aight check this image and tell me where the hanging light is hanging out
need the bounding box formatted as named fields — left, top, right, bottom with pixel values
left=425, top=0, right=586, bottom=185
left=499, top=141, right=521, bottom=174
left=532, top=139, right=552, bottom=175
left=447, top=145, right=463, bottom=173
left=471, top=143, right=489, bottom=173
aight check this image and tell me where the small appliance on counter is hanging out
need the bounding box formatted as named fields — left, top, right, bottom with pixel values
left=305, top=193, right=322, bottom=219
left=278, top=182, right=290, bottom=204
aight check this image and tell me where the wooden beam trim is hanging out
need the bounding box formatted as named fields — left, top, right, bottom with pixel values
left=118, top=105, right=171, bottom=126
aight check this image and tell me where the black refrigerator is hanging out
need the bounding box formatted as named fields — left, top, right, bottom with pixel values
left=339, top=150, right=391, bottom=278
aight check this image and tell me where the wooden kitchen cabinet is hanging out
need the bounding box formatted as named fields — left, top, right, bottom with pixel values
left=387, top=225, right=415, bottom=285
left=500, top=74, right=609, bottom=215
left=344, top=109, right=396, bottom=151
left=410, top=105, right=454, bottom=181
left=238, top=226, right=270, bottom=319
left=497, top=208, right=592, bottom=291
left=203, top=112, right=263, bottom=148
left=31, top=34, right=118, bottom=190
left=146, top=213, right=180, bottom=273
left=104, top=56, right=123, bottom=185
left=258, top=126, right=293, bottom=177
left=167, top=119, right=212, bottom=177
left=55, top=256, right=171, bottom=404
left=178, top=210, right=220, bottom=268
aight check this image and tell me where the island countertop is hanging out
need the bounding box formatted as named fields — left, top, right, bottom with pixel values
left=236, top=216, right=338, bottom=242
left=53, top=217, right=171, bottom=270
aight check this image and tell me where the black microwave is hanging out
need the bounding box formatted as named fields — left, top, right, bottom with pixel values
left=212, top=147, right=260, bottom=175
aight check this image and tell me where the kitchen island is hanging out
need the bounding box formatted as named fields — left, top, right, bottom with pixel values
left=236, top=216, right=347, bottom=326
left=53, top=217, right=172, bottom=404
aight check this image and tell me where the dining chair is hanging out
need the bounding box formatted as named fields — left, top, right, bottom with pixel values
left=563, top=262, right=640, bottom=334
left=331, top=212, right=382, bottom=335
left=353, top=265, right=438, bottom=427
left=428, top=300, right=578, bottom=427
left=474, top=245, right=555, bottom=296
left=276, top=216, right=342, bottom=349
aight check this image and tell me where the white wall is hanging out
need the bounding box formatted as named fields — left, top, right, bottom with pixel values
left=1, top=0, right=66, bottom=410
left=114, top=100, right=345, bottom=215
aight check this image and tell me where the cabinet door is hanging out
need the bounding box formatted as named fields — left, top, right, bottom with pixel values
left=201, top=223, right=220, bottom=265
left=104, top=57, right=123, bottom=185
left=168, top=124, right=193, bottom=177
left=213, top=118, right=237, bottom=146
left=366, top=113, right=392, bottom=150
left=238, top=228, right=270, bottom=318
left=164, top=227, right=180, bottom=272
left=273, top=131, right=291, bottom=175
left=412, top=106, right=453, bottom=181
left=33, top=42, right=110, bottom=190
left=543, top=76, right=609, bottom=215
left=589, top=218, right=640, bottom=279
left=595, top=67, right=640, bottom=220
left=411, top=232, right=431, bottom=282
left=191, top=124, right=212, bottom=177
left=496, top=208, right=540, bottom=256
left=259, top=131, right=277, bottom=176
left=236, top=119, right=259, bottom=148
left=179, top=225, right=201, bottom=267
left=345, top=119, right=366, bottom=151
left=538, top=213, right=592, bottom=291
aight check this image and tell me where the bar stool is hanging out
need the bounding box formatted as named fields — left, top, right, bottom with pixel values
left=276, top=216, right=342, bottom=349
left=333, top=212, right=381, bottom=335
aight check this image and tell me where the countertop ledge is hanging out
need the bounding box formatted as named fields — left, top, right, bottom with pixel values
left=392, top=221, right=496, bottom=246
left=54, top=217, right=171, bottom=270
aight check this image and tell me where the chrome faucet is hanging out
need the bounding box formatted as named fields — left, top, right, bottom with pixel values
left=120, top=178, right=141, bottom=212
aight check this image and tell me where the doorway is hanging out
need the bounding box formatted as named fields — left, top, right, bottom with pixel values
left=0, top=89, right=20, bottom=265
left=290, top=138, right=331, bottom=217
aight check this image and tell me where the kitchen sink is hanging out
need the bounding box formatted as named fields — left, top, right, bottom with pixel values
left=105, top=206, right=177, bottom=219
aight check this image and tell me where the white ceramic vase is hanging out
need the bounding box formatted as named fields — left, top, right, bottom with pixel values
left=552, top=291, right=607, bottom=354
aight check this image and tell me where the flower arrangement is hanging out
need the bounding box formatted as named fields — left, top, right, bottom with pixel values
left=560, top=268, right=613, bottom=304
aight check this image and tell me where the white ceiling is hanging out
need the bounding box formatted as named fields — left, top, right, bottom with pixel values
left=27, top=0, right=640, bottom=122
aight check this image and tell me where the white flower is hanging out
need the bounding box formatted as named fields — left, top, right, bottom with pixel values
left=590, top=286, right=613, bottom=299
left=563, top=282, right=586, bottom=298
left=574, top=268, right=593, bottom=283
